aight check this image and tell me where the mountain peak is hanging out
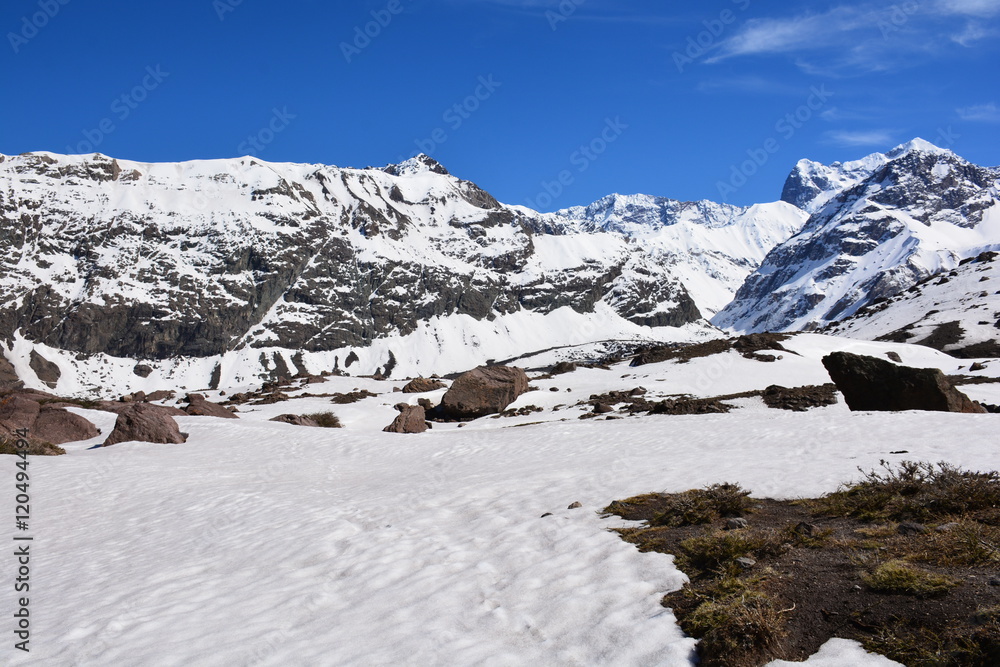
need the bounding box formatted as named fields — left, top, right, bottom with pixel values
left=383, top=153, right=450, bottom=177
left=885, top=137, right=953, bottom=160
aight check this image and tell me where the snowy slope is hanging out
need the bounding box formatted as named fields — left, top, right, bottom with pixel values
left=3, top=333, right=993, bottom=666
left=0, top=152, right=805, bottom=393
left=716, top=139, right=1000, bottom=333
left=823, top=250, right=1000, bottom=356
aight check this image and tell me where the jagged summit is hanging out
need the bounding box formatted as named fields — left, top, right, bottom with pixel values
left=382, top=153, right=450, bottom=177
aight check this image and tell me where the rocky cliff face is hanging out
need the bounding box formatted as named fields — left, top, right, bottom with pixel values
left=715, top=140, right=1000, bottom=333
left=0, top=151, right=805, bottom=390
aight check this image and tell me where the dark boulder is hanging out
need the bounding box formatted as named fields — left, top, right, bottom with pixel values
left=133, top=363, right=153, bottom=378
left=0, top=394, right=40, bottom=432
left=270, top=414, right=320, bottom=427
left=402, top=378, right=447, bottom=394
left=0, top=355, right=23, bottom=390
left=184, top=393, right=238, bottom=419
left=383, top=404, right=428, bottom=434
left=434, top=366, right=529, bottom=419
left=103, top=403, right=188, bottom=446
left=33, top=407, right=100, bottom=444
left=551, top=361, right=578, bottom=375
left=822, top=352, right=986, bottom=413
left=29, top=350, right=61, bottom=389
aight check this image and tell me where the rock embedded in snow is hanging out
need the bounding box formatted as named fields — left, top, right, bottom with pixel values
left=269, top=414, right=320, bottom=427
left=382, top=404, right=428, bottom=434
left=32, top=406, right=100, bottom=445
left=103, top=403, right=188, bottom=446
left=0, top=355, right=24, bottom=390
left=822, top=352, right=986, bottom=413
left=184, top=393, right=238, bottom=419
left=434, top=366, right=529, bottom=420
left=401, top=378, right=446, bottom=394
left=29, top=350, right=61, bottom=388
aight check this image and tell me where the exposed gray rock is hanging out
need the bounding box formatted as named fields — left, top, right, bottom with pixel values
left=822, top=351, right=986, bottom=413
left=29, top=350, right=60, bottom=388
left=270, top=414, right=320, bottom=427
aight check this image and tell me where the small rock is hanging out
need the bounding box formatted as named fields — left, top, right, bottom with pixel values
left=794, top=522, right=817, bottom=536
left=593, top=403, right=614, bottom=414
left=550, top=387, right=559, bottom=392
left=970, top=362, right=986, bottom=372
left=725, top=518, right=749, bottom=530
left=629, top=387, right=647, bottom=396
left=540, top=512, right=553, bottom=518
left=567, top=502, right=582, bottom=509
left=885, top=351, right=902, bottom=363
left=898, top=521, right=930, bottom=535
left=735, top=557, right=756, bottom=571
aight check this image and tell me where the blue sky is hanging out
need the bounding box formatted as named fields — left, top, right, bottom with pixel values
left=2, top=0, right=998, bottom=210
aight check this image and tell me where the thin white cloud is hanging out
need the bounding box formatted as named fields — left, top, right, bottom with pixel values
left=934, top=0, right=1000, bottom=17
left=951, top=20, right=992, bottom=45
left=824, top=129, right=897, bottom=147
left=706, top=7, right=870, bottom=62
left=956, top=102, right=1000, bottom=122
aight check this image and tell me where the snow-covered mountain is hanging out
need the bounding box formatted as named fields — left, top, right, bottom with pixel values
left=822, top=250, right=1000, bottom=357
left=715, top=139, right=1000, bottom=334
left=0, top=151, right=804, bottom=393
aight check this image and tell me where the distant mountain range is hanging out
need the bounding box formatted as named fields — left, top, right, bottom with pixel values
left=0, top=139, right=996, bottom=394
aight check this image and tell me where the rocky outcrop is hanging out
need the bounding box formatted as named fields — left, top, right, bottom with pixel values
left=383, top=404, right=428, bottom=434
left=184, top=394, right=238, bottom=419
left=33, top=406, right=101, bottom=444
left=718, top=140, right=1000, bottom=333
left=822, top=352, right=986, bottom=413
left=29, top=351, right=60, bottom=388
left=434, top=366, right=529, bottom=420
left=401, top=378, right=447, bottom=393
left=270, top=414, right=319, bottom=427
left=103, top=403, right=188, bottom=446
left=0, top=355, right=22, bottom=390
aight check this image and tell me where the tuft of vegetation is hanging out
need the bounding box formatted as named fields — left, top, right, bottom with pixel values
left=864, top=617, right=1000, bottom=667
left=303, top=412, right=342, bottom=428
left=676, top=529, right=784, bottom=577
left=814, top=460, right=1000, bottom=523
left=650, top=483, right=753, bottom=527
left=862, top=559, right=961, bottom=597
left=0, top=437, right=66, bottom=456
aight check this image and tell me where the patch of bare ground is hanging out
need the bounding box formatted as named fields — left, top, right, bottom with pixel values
left=603, top=462, right=1000, bottom=667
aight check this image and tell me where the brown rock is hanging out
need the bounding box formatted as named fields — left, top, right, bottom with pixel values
left=383, top=404, right=428, bottom=434
left=0, top=355, right=23, bottom=390
left=29, top=350, right=61, bottom=389
left=435, top=366, right=529, bottom=419
left=270, top=414, right=320, bottom=427
left=184, top=393, right=238, bottom=419
left=33, top=407, right=100, bottom=445
left=402, top=378, right=447, bottom=393
left=145, top=390, right=175, bottom=402
left=822, top=352, right=986, bottom=413
left=103, top=403, right=188, bottom=446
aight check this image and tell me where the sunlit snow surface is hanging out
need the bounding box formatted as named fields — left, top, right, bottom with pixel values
left=5, top=334, right=997, bottom=665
